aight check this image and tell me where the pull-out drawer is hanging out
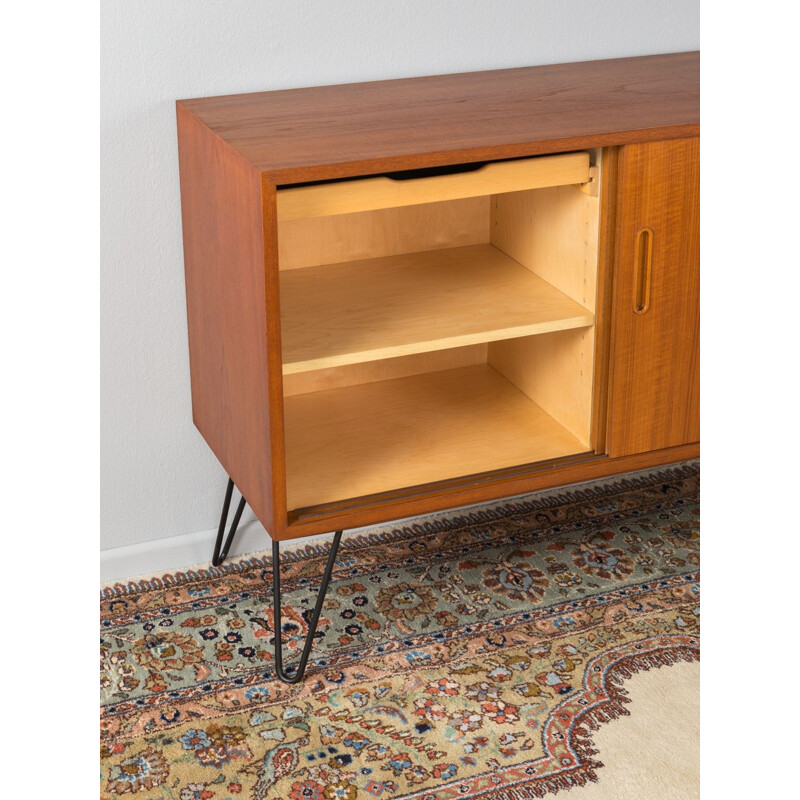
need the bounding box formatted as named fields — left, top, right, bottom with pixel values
left=277, top=151, right=591, bottom=219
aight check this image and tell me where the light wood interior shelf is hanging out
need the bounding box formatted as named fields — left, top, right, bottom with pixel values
left=280, top=244, right=595, bottom=375
left=277, top=152, right=590, bottom=220
left=279, top=155, right=602, bottom=512
left=284, top=364, right=589, bottom=510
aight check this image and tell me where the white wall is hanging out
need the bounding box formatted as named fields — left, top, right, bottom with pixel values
left=100, top=0, right=699, bottom=551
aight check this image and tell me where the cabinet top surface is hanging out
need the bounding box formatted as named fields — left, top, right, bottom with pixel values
left=177, top=52, right=699, bottom=181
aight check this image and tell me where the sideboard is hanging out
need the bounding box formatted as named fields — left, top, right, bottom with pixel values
left=176, top=51, right=699, bottom=681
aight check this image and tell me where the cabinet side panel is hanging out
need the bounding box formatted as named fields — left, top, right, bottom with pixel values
left=607, top=138, right=700, bottom=457
left=489, top=328, right=594, bottom=448
left=177, top=105, right=278, bottom=531
left=491, top=182, right=600, bottom=313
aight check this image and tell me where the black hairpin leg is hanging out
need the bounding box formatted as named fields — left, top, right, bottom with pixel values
left=212, top=478, right=247, bottom=566
left=211, top=476, right=343, bottom=683
left=272, top=530, right=343, bottom=683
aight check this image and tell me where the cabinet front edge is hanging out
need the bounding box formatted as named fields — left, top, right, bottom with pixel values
left=272, top=443, right=699, bottom=540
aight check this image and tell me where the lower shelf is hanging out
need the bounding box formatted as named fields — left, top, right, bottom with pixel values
left=284, top=364, right=589, bottom=511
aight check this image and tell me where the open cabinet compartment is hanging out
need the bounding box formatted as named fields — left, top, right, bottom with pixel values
left=277, top=151, right=602, bottom=512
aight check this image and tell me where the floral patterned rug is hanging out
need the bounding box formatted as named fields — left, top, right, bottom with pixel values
left=100, top=461, right=699, bottom=800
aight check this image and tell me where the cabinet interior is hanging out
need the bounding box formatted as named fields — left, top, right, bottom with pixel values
left=277, top=152, right=602, bottom=512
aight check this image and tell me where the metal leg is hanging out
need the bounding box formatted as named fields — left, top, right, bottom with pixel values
left=211, top=476, right=342, bottom=683
left=272, top=530, right=343, bottom=684
left=212, top=478, right=247, bottom=566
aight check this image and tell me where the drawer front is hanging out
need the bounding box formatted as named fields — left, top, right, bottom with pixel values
left=606, top=138, right=700, bottom=457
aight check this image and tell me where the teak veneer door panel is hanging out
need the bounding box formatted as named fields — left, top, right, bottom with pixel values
left=607, top=138, right=699, bottom=457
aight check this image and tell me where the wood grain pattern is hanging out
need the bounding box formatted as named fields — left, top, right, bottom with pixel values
left=176, top=107, right=283, bottom=531
left=277, top=198, right=489, bottom=270
left=606, top=138, right=700, bottom=457
left=277, top=152, right=589, bottom=219
left=177, top=52, right=699, bottom=182
left=284, top=364, right=589, bottom=510
left=280, top=244, right=595, bottom=374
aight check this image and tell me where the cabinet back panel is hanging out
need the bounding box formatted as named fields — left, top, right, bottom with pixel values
left=278, top=197, right=489, bottom=270
left=283, top=344, right=487, bottom=396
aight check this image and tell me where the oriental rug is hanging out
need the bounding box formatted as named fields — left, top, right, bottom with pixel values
left=100, top=461, right=699, bottom=799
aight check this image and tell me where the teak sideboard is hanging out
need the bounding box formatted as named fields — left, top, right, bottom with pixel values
left=176, top=52, right=699, bottom=681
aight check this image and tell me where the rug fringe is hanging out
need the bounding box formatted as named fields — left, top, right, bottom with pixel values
left=503, top=643, right=699, bottom=799
left=479, top=767, right=599, bottom=799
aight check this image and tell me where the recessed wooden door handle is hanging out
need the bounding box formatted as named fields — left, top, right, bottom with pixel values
left=633, top=227, right=653, bottom=314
